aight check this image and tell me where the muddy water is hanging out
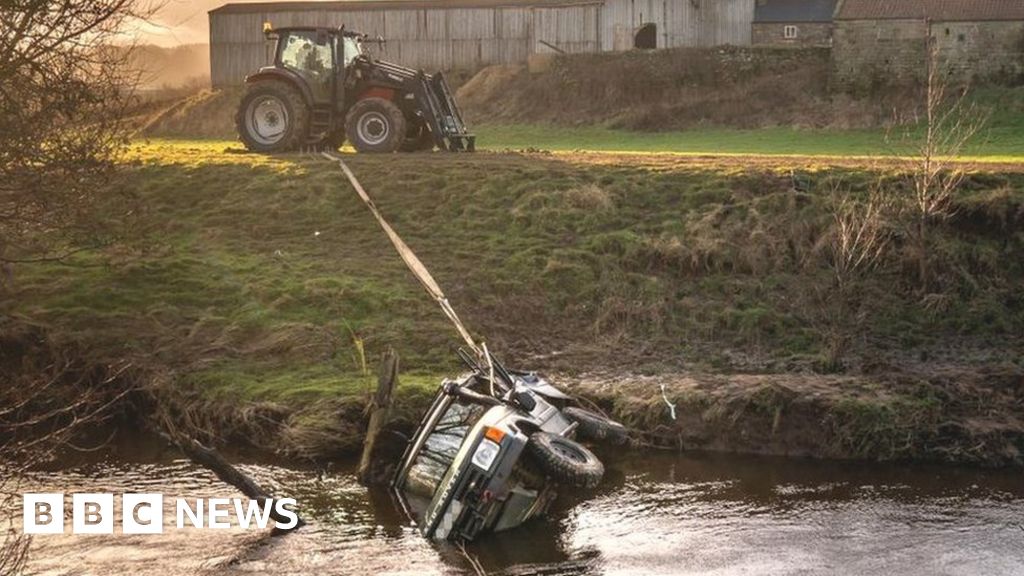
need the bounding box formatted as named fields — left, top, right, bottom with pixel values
left=14, top=446, right=1024, bottom=576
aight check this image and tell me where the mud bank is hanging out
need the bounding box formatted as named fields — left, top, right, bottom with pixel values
left=569, top=366, right=1024, bottom=467
left=173, top=363, right=1024, bottom=469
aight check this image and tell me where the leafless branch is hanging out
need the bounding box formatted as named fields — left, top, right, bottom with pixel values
left=899, top=37, right=988, bottom=292
left=0, top=0, right=156, bottom=264
left=0, top=322, right=137, bottom=569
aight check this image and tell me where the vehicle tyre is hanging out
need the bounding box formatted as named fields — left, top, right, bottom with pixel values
left=345, top=97, right=406, bottom=153
left=525, top=432, right=604, bottom=489
left=564, top=407, right=629, bottom=445
left=400, top=123, right=435, bottom=152
left=235, top=80, right=309, bottom=153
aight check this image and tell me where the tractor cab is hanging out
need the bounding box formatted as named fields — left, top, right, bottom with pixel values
left=236, top=25, right=474, bottom=154
left=265, top=27, right=363, bottom=103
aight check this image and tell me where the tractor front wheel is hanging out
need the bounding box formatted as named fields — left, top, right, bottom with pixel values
left=345, top=97, right=406, bottom=153
left=235, top=80, right=308, bottom=153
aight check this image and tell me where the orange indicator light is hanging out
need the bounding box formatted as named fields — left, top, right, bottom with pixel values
left=484, top=426, right=506, bottom=443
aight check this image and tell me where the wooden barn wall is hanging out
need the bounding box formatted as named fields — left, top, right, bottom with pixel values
left=532, top=5, right=601, bottom=54
left=601, top=0, right=753, bottom=51
left=209, top=0, right=751, bottom=86
left=210, top=5, right=596, bottom=85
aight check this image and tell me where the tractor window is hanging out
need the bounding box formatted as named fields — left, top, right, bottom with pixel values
left=342, top=36, right=363, bottom=68
left=279, top=31, right=333, bottom=101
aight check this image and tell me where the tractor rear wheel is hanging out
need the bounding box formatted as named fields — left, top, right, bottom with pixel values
left=345, top=97, right=406, bottom=153
left=235, top=80, right=308, bottom=153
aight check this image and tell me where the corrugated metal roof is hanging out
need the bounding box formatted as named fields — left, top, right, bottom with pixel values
left=210, top=0, right=601, bottom=14
left=754, top=0, right=837, bottom=23
left=836, top=0, right=1024, bottom=21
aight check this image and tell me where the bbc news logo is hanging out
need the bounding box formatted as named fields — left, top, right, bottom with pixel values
left=22, top=493, right=299, bottom=534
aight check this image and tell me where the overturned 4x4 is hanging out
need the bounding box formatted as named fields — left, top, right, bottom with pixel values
left=392, top=354, right=627, bottom=542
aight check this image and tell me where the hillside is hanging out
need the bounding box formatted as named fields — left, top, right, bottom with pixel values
left=130, top=44, right=210, bottom=91
left=456, top=47, right=914, bottom=130
left=6, top=141, right=1024, bottom=463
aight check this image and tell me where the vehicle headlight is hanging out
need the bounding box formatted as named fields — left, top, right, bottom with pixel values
left=471, top=439, right=501, bottom=472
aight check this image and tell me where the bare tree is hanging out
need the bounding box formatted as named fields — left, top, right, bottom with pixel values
left=0, top=324, right=135, bottom=575
left=0, top=0, right=154, bottom=265
left=810, top=183, right=892, bottom=369
left=899, top=37, right=987, bottom=292
left=1, top=2, right=155, bottom=571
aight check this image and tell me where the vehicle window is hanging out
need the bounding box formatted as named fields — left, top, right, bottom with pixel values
left=280, top=31, right=332, bottom=74
left=342, top=36, right=362, bottom=68
left=403, top=402, right=481, bottom=500
left=278, top=31, right=333, bottom=101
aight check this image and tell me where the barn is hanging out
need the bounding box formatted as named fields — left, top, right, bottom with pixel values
left=208, top=0, right=755, bottom=87
left=832, top=0, right=1024, bottom=87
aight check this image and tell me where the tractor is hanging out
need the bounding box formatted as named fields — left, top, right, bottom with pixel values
left=235, top=26, right=474, bottom=153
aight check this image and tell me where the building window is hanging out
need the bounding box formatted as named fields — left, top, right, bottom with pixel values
left=783, top=25, right=799, bottom=40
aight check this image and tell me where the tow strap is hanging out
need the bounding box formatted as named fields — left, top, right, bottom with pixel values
left=321, top=151, right=484, bottom=360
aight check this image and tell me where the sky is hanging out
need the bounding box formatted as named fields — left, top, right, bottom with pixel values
left=129, top=0, right=229, bottom=46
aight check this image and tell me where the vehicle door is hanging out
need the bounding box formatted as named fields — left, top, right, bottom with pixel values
left=277, top=30, right=334, bottom=103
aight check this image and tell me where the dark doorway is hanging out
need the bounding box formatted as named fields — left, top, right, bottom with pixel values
left=634, top=23, right=657, bottom=49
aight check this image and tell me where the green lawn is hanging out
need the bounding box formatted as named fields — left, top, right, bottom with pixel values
left=473, top=123, right=1024, bottom=161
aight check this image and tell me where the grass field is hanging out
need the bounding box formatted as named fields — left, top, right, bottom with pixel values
left=473, top=114, right=1024, bottom=160
left=7, top=138, right=1023, bottom=457
left=9, top=140, right=1024, bottom=436
left=141, top=122, right=1024, bottom=162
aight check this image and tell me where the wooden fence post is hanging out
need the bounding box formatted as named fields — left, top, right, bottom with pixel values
left=358, top=346, right=399, bottom=484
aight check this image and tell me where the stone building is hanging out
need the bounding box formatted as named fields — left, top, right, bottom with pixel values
left=752, top=0, right=837, bottom=47
left=832, top=0, right=1024, bottom=88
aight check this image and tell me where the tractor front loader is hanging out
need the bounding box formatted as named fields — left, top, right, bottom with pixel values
left=235, top=26, right=474, bottom=154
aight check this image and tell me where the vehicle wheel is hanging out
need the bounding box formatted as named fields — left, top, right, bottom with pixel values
left=564, top=407, right=629, bottom=445
left=525, top=432, right=604, bottom=489
left=235, top=80, right=308, bottom=153
left=345, top=97, right=406, bottom=153
left=400, top=124, right=435, bottom=152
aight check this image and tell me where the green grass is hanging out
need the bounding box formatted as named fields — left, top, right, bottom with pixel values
left=189, top=361, right=441, bottom=404
left=9, top=139, right=1024, bottom=413
left=147, top=123, right=1024, bottom=161
left=474, top=122, right=1024, bottom=160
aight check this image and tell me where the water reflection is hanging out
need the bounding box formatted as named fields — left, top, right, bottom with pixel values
left=15, top=446, right=1024, bottom=576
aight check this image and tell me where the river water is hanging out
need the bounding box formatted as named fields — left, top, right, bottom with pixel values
left=13, top=445, right=1024, bottom=576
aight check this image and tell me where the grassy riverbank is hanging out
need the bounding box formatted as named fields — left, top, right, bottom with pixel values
left=7, top=140, right=1024, bottom=463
